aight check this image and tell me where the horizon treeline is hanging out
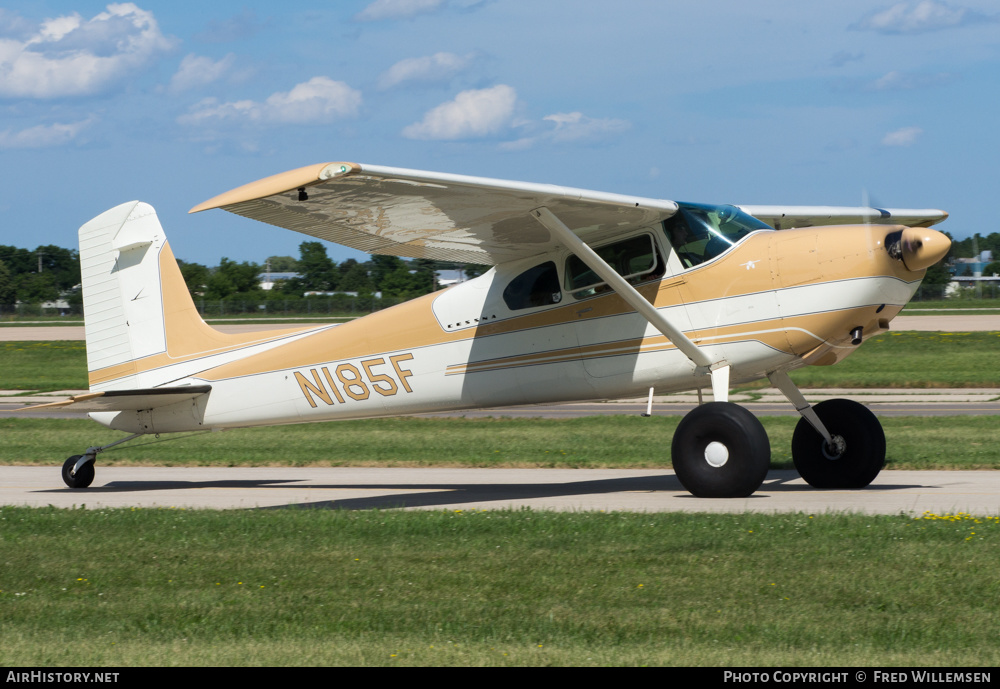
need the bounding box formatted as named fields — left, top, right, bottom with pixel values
left=0, top=240, right=487, bottom=305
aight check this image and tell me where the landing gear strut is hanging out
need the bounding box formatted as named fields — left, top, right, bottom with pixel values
left=60, top=433, right=142, bottom=489
left=791, top=399, right=885, bottom=489
left=62, top=455, right=95, bottom=488
left=768, top=370, right=885, bottom=489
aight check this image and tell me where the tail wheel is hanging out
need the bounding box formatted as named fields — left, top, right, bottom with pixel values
left=62, top=455, right=95, bottom=489
left=792, top=399, right=885, bottom=489
left=671, top=402, right=771, bottom=498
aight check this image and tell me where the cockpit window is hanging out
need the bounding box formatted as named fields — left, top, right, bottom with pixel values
left=503, top=261, right=562, bottom=311
left=664, top=203, right=771, bottom=269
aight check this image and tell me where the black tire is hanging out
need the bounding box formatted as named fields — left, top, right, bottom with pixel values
left=671, top=402, right=771, bottom=498
left=792, top=399, right=885, bottom=489
left=62, top=455, right=95, bottom=489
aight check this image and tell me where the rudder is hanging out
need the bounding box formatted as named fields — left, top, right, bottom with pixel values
left=79, top=201, right=169, bottom=391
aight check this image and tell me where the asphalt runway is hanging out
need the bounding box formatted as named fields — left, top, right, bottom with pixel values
left=2, top=466, right=998, bottom=515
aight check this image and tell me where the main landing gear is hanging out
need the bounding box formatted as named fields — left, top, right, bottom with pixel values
left=671, top=402, right=770, bottom=497
left=669, top=371, right=885, bottom=497
left=60, top=433, right=142, bottom=489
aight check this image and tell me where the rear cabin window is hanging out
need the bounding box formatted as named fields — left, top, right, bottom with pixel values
left=564, top=233, right=664, bottom=299
left=502, top=261, right=562, bottom=311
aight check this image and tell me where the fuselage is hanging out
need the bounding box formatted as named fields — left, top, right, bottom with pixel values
left=91, top=219, right=928, bottom=434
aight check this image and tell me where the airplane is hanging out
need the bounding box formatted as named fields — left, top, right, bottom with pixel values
left=24, top=162, right=951, bottom=498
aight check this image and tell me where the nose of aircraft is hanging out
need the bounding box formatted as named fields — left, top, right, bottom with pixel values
left=900, top=226, right=950, bottom=272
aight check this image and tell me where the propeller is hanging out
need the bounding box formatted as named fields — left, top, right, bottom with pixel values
left=864, top=189, right=949, bottom=270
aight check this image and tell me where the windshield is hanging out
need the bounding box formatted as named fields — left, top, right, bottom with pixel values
left=663, top=203, right=772, bottom=268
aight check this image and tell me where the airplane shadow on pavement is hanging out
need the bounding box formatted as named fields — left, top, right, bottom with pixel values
left=35, top=470, right=931, bottom=511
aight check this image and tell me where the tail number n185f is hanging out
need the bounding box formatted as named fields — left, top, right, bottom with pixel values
left=294, top=353, right=414, bottom=407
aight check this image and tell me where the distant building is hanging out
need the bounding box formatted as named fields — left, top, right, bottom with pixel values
left=949, top=251, right=995, bottom=278
left=257, top=272, right=300, bottom=290
left=435, top=269, right=469, bottom=287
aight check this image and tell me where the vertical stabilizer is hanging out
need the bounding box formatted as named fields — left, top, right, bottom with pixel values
left=79, top=201, right=321, bottom=394
left=79, top=202, right=168, bottom=390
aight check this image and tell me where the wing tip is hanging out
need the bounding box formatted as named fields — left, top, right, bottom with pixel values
left=188, top=161, right=360, bottom=214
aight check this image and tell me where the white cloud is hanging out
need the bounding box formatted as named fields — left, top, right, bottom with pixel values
left=830, top=51, right=865, bottom=68
left=542, top=112, right=630, bottom=142
left=881, top=126, right=923, bottom=146
left=0, top=3, right=175, bottom=99
left=853, top=1, right=994, bottom=34
left=168, top=53, right=236, bottom=94
left=355, top=0, right=445, bottom=21
left=377, top=52, right=475, bottom=90
left=179, top=77, right=362, bottom=126
left=402, top=84, right=516, bottom=140
left=0, top=118, right=93, bottom=148
left=501, top=111, right=630, bottom=150
left=866, top=70, right=955, bottom=91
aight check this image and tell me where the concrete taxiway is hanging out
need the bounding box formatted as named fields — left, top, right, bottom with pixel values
left=1, top=466, right=997, bottom=515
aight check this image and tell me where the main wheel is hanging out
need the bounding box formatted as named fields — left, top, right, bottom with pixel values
left=792, top=399, right=885, bottom=489
left=671, top=402, right=771, bottom=498
left=62, top=455, right=95, bottom=489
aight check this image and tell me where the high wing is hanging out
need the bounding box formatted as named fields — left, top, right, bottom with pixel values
left=737, top=205, right=948, bottom=230
left=190, top=162, right=679, bottom=265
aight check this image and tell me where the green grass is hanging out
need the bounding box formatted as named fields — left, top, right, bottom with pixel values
left=904, top=297, right=1000, bottom=311
left=4, top=332, right=1000, bottom=392
left=3, top=415, right=1000, bottom=471
left=0, top=341, right=88, bottom=391
left=783, top=331, right=1000, bottom=388
left=1, top=507, right=997, bottom=666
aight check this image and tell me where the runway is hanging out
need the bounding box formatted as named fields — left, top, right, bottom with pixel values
left=1, top=466, right=997, bottom=515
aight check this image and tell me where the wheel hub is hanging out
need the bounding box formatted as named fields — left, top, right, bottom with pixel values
left=704, top=441, right=730, bottom=467
left=822, top=435, right=847, bottom=460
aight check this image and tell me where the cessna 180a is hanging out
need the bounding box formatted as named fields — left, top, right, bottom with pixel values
left=30, top=162, right=950, bottom=497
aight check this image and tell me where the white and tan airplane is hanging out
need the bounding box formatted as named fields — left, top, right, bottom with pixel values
left=27, top=162, right=950, bottom=497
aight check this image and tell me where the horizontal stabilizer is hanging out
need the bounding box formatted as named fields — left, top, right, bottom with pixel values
left=18, top=386, right=211, bottom=413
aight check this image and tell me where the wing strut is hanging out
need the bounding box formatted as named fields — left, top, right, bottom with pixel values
left=531, top=207, right=731, bottom=401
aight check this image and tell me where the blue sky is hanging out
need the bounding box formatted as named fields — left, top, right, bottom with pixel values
left=0, top=0, right=997, bottom=265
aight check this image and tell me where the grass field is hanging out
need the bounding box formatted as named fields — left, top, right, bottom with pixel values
left=747, top=331, right=1000, bottom=388
left=1, top=507, right=997, bottom=666
left=3, top=332, right=1000, bottom=392
left=3, top=415, right=1000, bottom=471
left=905, top=297, right=1000, bottom=311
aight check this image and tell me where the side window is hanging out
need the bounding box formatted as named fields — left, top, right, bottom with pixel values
left=564, top=234, right=664, bottom=299
left=503, top=261, right=562, bottom=311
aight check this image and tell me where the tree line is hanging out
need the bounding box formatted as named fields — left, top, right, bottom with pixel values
left=177, top=241, right=485, bottom=301
left=0, top=240, right=486, bottom=307
left=0, top=244, right=81, bottom=306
